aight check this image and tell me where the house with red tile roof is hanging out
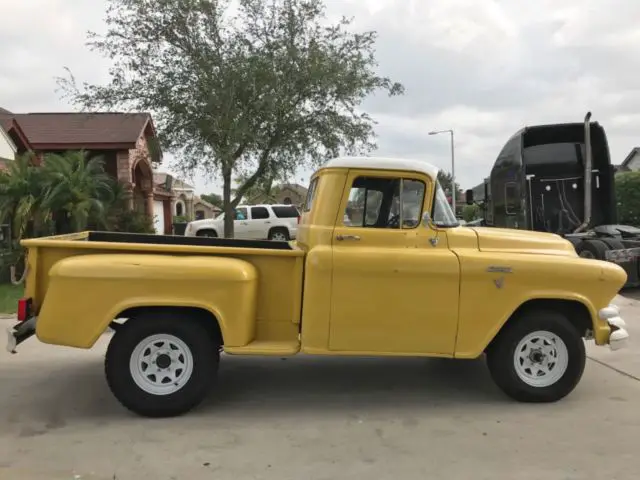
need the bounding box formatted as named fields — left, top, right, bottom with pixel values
left=0, top=108, right=175, bottom=233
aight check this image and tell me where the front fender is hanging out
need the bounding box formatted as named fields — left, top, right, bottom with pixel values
left=36, top=254, right=258, bottom=348
left=454, top=251, right=625, bottom=358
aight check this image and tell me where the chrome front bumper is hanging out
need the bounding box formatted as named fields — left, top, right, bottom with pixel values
left=5, top=316, right=37, bottom=354
left=599, top=305, right=629, bottom=351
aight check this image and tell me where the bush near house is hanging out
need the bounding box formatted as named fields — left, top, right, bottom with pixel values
left=0, top=151, right=156, bottom=287
left=615, top=171, right=640, bottom=227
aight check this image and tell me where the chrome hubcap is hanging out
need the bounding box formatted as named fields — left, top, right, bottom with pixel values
left=129, top=334, right=194, bottom=395
left=513, top=331, right=569, bottom=387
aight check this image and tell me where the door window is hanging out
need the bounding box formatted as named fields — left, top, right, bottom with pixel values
left=250, top=206, right=270, bottom=219
left=343, top=176, right=425, bottom=229
left=235, top=208, right=248, bottom=220
left=505, top=183, right=519, bottom=215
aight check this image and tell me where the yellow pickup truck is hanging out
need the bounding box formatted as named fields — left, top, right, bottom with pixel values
left=7, top=156, right=629, bottom=417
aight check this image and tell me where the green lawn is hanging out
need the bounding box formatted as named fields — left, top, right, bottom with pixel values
left=0, top=282, right=23, bottom=314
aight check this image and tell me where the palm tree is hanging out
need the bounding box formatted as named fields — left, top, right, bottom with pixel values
left=41, top=151, right=114, bottom=233
left=0, top=152, right=48, bottom=240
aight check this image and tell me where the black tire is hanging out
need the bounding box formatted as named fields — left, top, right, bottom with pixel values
left=105, top=311, right=219, bottom=418
left=486, top=310, right=586, bottom=403
left=600, top=237, right=625, bottom=251
left=268, top=227, right=290, bottom=241
left=196, top=229, right=218, bottom=238
left=576, top=239, right=609, bottom=260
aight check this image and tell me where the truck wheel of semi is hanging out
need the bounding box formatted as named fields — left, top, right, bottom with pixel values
left=8, top=156, right=629, bottom=418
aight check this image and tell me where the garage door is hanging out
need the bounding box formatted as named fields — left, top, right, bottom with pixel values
left=153, top=200, right=165, bottom=234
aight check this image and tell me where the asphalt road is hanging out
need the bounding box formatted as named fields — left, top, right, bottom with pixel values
left=0, top=295, right=639, bottom=480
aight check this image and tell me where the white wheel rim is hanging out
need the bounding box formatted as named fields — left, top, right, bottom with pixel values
left=129, top=334, right=194, bottom=396
left=513, top=330, right=569, bottom=387
left=272, top=232, right=287, bottom=241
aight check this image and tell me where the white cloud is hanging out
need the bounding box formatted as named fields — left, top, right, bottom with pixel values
left=1, top=0, right=639, bottom=192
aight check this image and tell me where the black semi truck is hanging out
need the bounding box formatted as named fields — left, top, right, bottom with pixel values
left=465, top=112, right=640, bottom=287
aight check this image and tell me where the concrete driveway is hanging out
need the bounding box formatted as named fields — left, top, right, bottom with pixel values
left=1, top=298, right=639, bottom=480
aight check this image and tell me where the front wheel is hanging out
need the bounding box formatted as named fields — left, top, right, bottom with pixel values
left=486, top=310, right=586, bottom=403
left=105, top=312, right=219, bottom=417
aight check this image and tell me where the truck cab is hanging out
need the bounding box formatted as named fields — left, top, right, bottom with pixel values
left=466, top=112, right=640, bottom=286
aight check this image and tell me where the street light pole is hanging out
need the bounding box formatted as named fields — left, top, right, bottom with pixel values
left=428, top=129, right=456, bottom=215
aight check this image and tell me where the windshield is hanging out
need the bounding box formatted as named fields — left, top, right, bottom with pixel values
left=432, top=181, right=459, bottom=227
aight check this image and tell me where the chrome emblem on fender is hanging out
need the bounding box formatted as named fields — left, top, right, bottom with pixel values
left=486, top=266, right=512, bottom=274
left=493, top=277, right=505, bottom=289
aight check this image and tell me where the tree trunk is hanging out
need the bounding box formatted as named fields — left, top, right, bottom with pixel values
left=222, top=168, right=234, bottom=238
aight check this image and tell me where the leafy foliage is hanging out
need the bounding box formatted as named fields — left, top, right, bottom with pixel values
left=200, top=193, right=223, bottom=209
left=615, top=171, right=640, bottom=226
left=462, top=204, right=481, bottom=222
left=57, top=0, right=404, bottom=236
left=41, top=151, right=115, bottom=234
left=109, top=209, right=156, bottom=234
left=437, top=170, right=461, bottom=197
left=0, top=153, right=50, bottom=239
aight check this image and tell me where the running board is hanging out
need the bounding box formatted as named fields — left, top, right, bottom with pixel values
left=224, top=340, right=300, bottom=356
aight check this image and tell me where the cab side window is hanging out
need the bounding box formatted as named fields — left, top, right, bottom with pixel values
left=343, top=176, right=425, bottom=229
left=505, top=182, right=519, bottom=215
left=235, top=208, right=248, bottom=220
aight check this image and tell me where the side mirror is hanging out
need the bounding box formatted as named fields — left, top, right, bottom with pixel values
left=465, top=189, right=474, bottom=205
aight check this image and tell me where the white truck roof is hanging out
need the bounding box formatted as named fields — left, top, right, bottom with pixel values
left=321, top=156, right=439, bottom=179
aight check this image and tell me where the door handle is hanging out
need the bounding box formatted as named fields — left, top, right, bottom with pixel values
left=336, top=234, right=361, bottom=241
left=265, top=221, right=271, bottom=224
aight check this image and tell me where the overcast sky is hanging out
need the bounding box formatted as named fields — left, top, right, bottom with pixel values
left=2, top=0, right=639, bottom=194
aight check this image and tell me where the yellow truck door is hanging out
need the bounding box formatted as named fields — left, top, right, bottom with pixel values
left=328, top=170, right=460, bottom=355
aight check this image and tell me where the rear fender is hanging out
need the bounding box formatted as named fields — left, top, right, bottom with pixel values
left=36, top=254, right=258, bottom=348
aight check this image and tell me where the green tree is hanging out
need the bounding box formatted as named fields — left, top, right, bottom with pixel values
left=41, top=151, right=114, bottom=233
left=200, top=193, right=223, bottom=209
left=615, top=171, right=640, bottom=226
left=58, top=0, right=403, bottom=237
left=437, top=170, right=461, bottom=197
left=462, top=204, right=480, bottom=222
left=0, top=153, right=49, bottom=240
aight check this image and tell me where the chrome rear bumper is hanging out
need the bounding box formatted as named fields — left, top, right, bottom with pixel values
left=599, top=305, right=629, bottom=351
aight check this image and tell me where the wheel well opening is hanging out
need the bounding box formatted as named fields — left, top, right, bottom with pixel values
left=487, top=298, right=592, bottom=352
left=112, top=306, right=224, bottom=345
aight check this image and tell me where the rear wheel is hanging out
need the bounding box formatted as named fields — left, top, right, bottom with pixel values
left=196, top=229, right=218, bottom=238
left=105, top=311, right=219, bottom=417
left=576, top=239, right=609, bottom=260
left=486, top=310, right=586, bottom=403
left=268, top=227, right=290, bottom=241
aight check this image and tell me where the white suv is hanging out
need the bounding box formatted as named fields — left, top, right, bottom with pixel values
left=184, top=204, right=300, bottom=241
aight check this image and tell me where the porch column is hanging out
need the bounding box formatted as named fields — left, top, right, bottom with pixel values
left=124, top=183, right=134, bottom=211
left=146, top=192, right=154, bottom=218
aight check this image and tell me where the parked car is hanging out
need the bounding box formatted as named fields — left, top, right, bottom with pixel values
left=184, top=204, right=300, bottom=241
left=9, top=156, right=629, bottom=418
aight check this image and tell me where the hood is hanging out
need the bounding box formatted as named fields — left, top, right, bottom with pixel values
left=470, top=227, right=577, bottom=257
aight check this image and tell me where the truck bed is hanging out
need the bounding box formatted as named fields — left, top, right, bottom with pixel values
left=20, top=231, right=305, bottom=353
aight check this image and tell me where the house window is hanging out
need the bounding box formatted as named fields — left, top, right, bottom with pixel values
left=195, top=210, right=205, bottom=220
left=283, top=197, right=292, bottom=205
left=343, top=176, right=425, bottom=229
left=176, top=202, right=184, bottom=216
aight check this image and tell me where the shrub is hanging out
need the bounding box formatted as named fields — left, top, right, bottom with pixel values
left=615, top=172, right=640, bottom=226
